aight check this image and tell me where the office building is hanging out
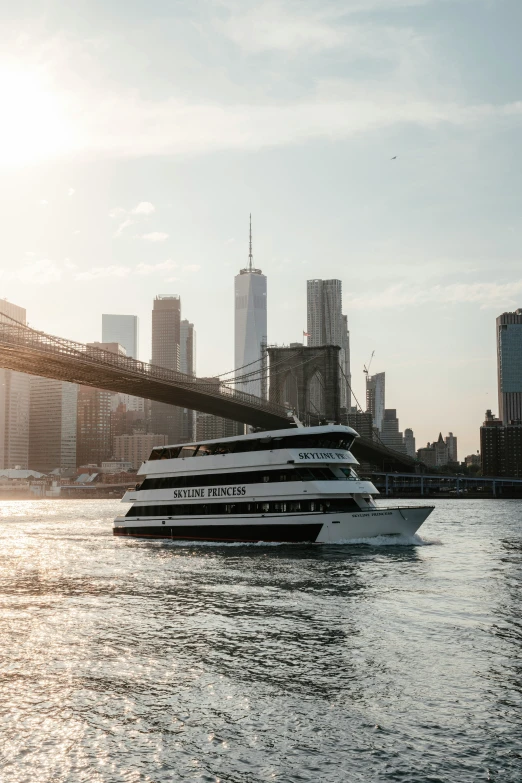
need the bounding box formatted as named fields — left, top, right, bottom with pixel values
left=341, top=314, right=352, bottom=409
left=380, top=409, right=406, bottom=453
left=111, top=394, right=145, bottom=414
left=0, top=300, right=30, bottom=469
left=29, top=378, right=77, bottom=473
left=102, top=314, right=144, bottom=414
left=77, top=343, right=125, bottom=467
left=340, top=410, right=373, bottom=439
left=445, top=432, right=458, bottom=463
left=404, top=428, right=416, bottom=459
left=114, top=433, right=169, bottom=470
left=180, top=320, right=196, bottom=376
left=102, top=314, right=139, bottom=358
left=235, top=216, right=267, bottom=398
left=77, top=386, right=112, bottom=467
left=196, top=411, right=242, bottom=441
left=417, top=444, right=437, bottom=468
left=417, top=434, right=450, bottom=468
left=151, top=295, right=183, bottom=443
left=110, top=402, right=147, bottom=440
left=195, top=378, right=243, bottom=440
left=497, top=309, right=522, bottom=424
left=152, top=295, right=181, bottom=368
left=481, top=409, right=522, bottom=477
left=307, top=279, right=350, bottom=408
left=180, top=319, right=197, bottom=441
left=366, top=372, right=385, bottom=432
left=307, top=279, right=343, bottom=347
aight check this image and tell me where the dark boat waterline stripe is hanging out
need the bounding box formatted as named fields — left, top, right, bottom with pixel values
left=114, top=523, right=324, bottom=542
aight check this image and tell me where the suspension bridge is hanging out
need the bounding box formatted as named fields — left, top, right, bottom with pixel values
left=0, top=316, right=419, bottom=471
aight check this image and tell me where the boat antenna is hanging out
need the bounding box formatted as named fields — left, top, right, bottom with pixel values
left=249, top=213, right=253, bottom=272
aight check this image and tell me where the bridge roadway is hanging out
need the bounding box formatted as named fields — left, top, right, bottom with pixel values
left=0, top=319, right=418, bottom=471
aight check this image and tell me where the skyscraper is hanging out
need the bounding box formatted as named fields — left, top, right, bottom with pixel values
left=497, top=309, right=522, bottom=424
left=77, top=342, right=124, bottom=467
left=180, top=320, right=196, bottom=376
left=180, top=319, right=196, bottom=441
left=445, top=432, right=458, bottom=463
left=307, top=279, right=343, bottom=347
left=0, top=300, right=30, bottom=469
left=366, top=372, right=385, bottom=432
left=306, top=279, right=351, bottom=408
left=234, top=216, right=267, bottom=398
left=151, top=295, right=182, bottom=442
left=341, top=314, right=351, bottom=409
left=152, top=295, right=181, bottom=369
left=102, top=314, right=139, bottom=358
left=29, top=378, right=77, bottom=473
left=404, top=428, right=416, bottom=459
left=380, top=409, right=406, bottom=453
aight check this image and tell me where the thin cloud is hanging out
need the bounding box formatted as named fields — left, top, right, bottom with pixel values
left=68, top=187, right=75, bottom=196
left=139, top=232, right=169, bottom=242
left=131, top=201, right=155, bottom=215
left=7, top=6, right=521, bottom=163
left=109, top=207, right=126, bottom=218
left=182, top=264, right=201, bottom=273
left=135, top=260, right=178, bottom=274
left=0, top=259, right=62, bottom=284
left=76, top=260, right=178, bottom=281
left=76, top=265, right=129, bottom=281
left=114, top=218, right=133, bottom=237
left=347, top=279, right=522, bottom=310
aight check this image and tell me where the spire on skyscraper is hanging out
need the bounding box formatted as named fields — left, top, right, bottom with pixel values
left=249, top=213, right=253, bottom=272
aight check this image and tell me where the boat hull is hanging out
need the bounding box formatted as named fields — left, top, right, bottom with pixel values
left=113, top=506, right=434, bottom=543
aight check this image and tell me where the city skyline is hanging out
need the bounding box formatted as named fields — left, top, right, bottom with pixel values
left=1, top=0, right=520, bottom=457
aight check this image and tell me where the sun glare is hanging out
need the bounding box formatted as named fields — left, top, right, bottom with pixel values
left=0, top=66, right=74, bottom=165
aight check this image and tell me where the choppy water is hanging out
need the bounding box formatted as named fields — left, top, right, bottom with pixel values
left=0, top=499, right=521, bottom=782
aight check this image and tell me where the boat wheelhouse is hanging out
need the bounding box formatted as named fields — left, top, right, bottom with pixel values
left=113, top=425, right=433, bottom=543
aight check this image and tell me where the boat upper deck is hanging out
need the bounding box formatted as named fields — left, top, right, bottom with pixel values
left=148, top=425, right=357, bottom=460
left=139, top=425, right=359, bottom=476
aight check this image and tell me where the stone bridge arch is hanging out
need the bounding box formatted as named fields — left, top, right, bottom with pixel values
left=267, top=345, right=341, bottom=424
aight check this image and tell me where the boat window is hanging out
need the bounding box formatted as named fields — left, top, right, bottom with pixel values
left=340, top=467, right=359, bottom=479
left=138, top=467, right=341, bottom=491
left=125, top=497, right=360, bottom=518
left=146, top=431, right=354, bottom=461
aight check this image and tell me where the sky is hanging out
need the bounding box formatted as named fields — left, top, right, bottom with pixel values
left=0, top=0, right=521, bottom=457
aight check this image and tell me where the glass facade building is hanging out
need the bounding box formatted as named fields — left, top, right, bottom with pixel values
left=102, top=314, right=139, bottom=359
left=497, top=310, right=522, bottom=424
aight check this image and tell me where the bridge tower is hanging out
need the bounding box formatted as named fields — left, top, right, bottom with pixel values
left=267, top=344, right=341, bottom=425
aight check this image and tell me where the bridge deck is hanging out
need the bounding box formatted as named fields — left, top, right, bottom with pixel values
left=0, top=319, right=418, bottom=470
left=0, top=321, right=291, bottom=430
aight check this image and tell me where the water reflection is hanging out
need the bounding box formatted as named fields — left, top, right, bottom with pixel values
left=1, top=499, right=521, bottom=782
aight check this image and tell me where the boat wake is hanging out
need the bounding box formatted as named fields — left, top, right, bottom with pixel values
left=142, top=533, right=442, bottom=548
left=334, top=533, right=442, bottom=547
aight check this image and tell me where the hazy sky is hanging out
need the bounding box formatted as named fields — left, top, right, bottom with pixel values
left=1, top=0, right=521, bottom=457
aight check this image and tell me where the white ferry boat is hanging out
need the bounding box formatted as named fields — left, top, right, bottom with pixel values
left=114, top=424, right=434, bottom=543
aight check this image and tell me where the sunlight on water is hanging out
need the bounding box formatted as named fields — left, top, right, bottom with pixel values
left=0, top=498, right=521, bottom=782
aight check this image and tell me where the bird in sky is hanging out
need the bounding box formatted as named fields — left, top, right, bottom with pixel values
left=391, top=156, right=397, bottom=160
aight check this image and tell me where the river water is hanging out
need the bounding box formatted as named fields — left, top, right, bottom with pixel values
left=0, top=499, right=521, bottom=782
